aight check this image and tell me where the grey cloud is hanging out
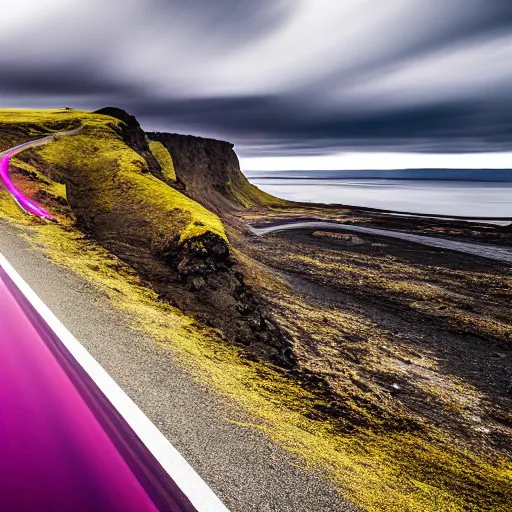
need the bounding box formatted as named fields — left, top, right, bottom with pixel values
left=133, top=95, right=512, bottom=156
left=150, top=0, right=293, bottom=42
left=1, top=0, right=512, bottom=157
left=309, top=2, right=512, bottom=98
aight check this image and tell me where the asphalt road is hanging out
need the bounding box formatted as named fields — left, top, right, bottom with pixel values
left=250, top=221, right=512, bottom=265
left=0, top=261, right=199, bottom=511
left=0, top=221, right=359, bottom=512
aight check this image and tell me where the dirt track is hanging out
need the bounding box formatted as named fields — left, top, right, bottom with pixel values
left=250, top=220, right=512, bottom=264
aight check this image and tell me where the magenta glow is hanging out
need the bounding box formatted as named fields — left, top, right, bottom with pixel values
left=0, top=153, right=55, bottom=220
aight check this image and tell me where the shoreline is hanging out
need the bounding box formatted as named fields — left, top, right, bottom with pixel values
left=249, top=176, right=512, bottom=183
left=250, top=204, right=512, bottom=223
left=247, top=180, right=512, bottom=224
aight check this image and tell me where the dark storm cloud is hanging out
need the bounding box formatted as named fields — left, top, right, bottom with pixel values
left=0, top=63, right=134, bottom=96
left=1, top=0, right=512, bottom=156
left=133, top=95, right=512, bottom=155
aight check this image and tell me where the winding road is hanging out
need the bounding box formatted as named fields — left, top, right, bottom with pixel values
left=0, top=127, right=83, bottom=219
left=250, top=221, right=512, bottom=265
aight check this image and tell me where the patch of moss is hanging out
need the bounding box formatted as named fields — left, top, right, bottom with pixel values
left=227, top=179, right=289, bottom=208
left=149, top=140, right=176, bottom=182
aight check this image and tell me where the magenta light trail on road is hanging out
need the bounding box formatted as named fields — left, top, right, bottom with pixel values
left=0, top=152, right=55, bottom=220
left=0, top=262, right=201, bottom=511
left=0, top=128, right=84, bottom=221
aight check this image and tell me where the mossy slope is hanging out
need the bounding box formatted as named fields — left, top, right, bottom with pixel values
left=2, top=109, right=511, bottom=511
left=149, top=140, right=176, bottom=183
left=1, top=109, right=225, bottom=245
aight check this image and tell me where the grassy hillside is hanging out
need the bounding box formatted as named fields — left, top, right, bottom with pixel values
left=0, top=109, right=225, bottom=245
left=1, top=109, right=511, bottom=512
left=149, top=140, right=176, bottom=183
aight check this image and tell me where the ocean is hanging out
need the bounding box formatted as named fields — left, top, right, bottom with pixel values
left=245, top=170, right=512, bottom=219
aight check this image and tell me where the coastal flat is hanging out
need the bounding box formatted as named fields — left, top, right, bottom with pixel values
left=234, top=206, right=512, bottom=510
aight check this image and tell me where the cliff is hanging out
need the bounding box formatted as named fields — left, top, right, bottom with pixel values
left=148, top=132, right=285, bottom=215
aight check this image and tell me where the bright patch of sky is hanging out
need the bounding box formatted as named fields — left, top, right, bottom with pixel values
left=241, top=152, right=512, bottom=172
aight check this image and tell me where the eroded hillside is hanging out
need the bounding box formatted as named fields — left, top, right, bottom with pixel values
left=0, top=108, right=292, bottom=365
left=148, top=131, right=285, bottom=215
left=1, top=108, right=511, bottom=512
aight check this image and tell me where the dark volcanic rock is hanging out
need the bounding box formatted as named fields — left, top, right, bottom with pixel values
left=94, top=107, right=163, bottom=179
left=163, top=232, right=233, bottom=277
left=147, top=132, right=255, bottom=214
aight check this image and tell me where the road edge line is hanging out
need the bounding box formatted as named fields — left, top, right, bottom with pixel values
left=0, top=252, right=229, bottom=512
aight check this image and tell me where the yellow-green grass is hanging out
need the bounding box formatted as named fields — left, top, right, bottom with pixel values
left=1, top=109, right=226, bottom=244
left=149, top=140, right=176, bottom=182
left=283, top=251, right=512, bottom=344
left=1, top=203, right=511, bottom=511
left=228, top=179, right=289, bottom=208
left=1, top=109, right=511, bottom=511
left=0, top=108, right=91, bottom=123
left=0, top=109, right=109, bottom=144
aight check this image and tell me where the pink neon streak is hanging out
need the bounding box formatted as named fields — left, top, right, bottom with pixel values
left=0, top=267, right=196, bottom=511
left=0, top=152, right=56, bottom=221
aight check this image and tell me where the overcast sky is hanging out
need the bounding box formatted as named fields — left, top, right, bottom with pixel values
left=2, top=0, right=512, bottom=169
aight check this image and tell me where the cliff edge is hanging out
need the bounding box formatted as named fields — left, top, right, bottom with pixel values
left=148, top=131, right=285, bottom=215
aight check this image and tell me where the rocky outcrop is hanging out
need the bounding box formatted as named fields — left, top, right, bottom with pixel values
left=94, top=107, right=164, bottom=180
left=163, top=232, right=233, bottom=278
left=160, top=231, right=295, bottom=368
left=148, top=132, right=262, bottom=214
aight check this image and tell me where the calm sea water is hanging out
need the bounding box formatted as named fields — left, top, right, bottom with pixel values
left=247, top=178, right=512, bottom=218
